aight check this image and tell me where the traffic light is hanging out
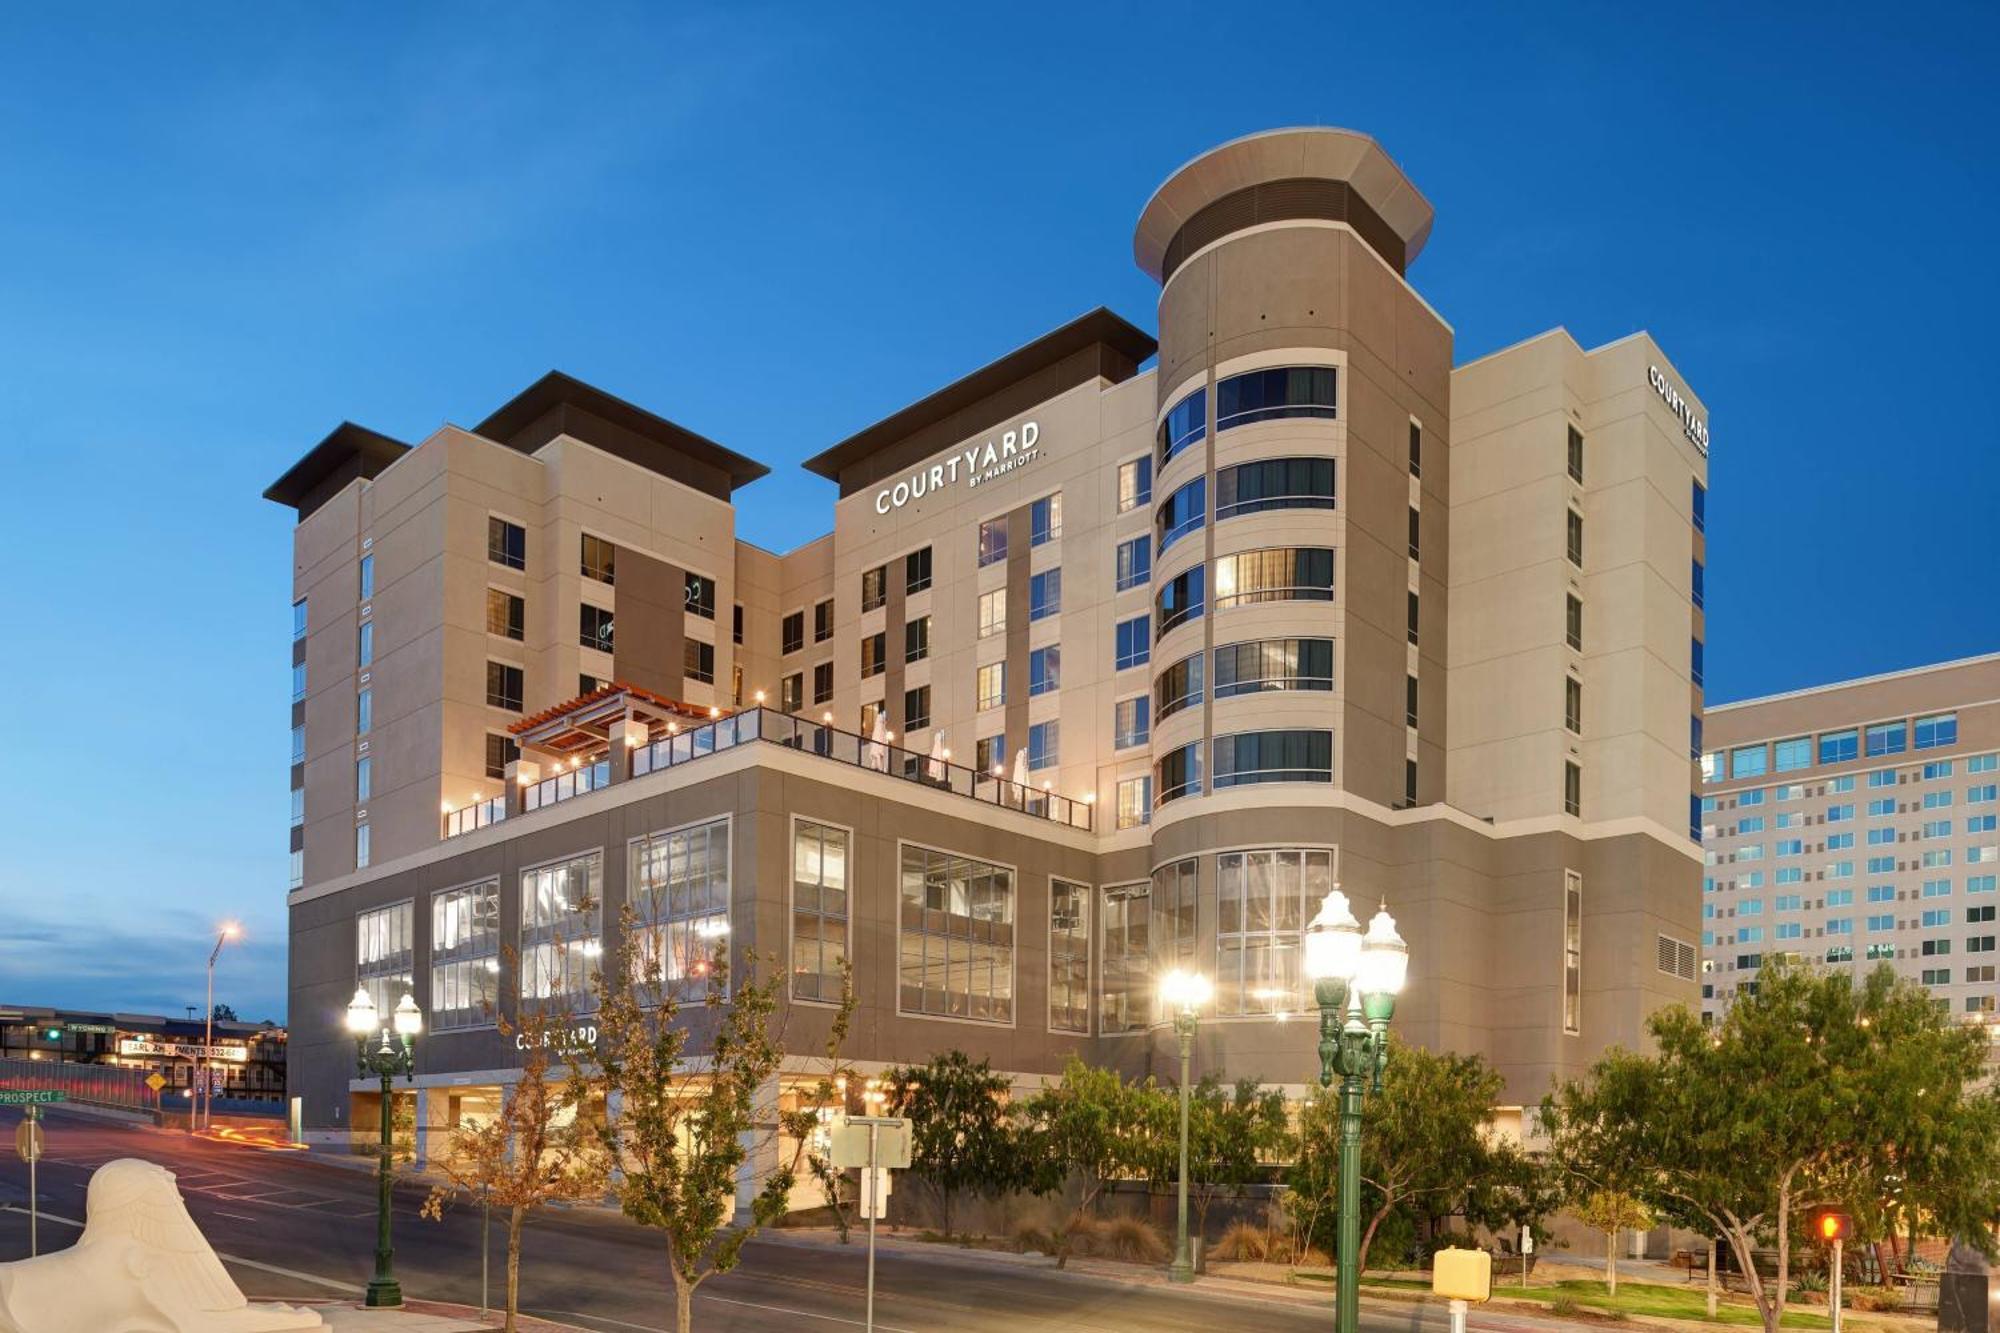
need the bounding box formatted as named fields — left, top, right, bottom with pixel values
left=40, top=1027, right=61, bottom=1042
left=1814, top=1209, right=1852, bottom=1243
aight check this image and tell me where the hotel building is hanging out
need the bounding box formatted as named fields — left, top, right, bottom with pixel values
left=267, top=128, right=1710, bottom=1158
left=1699, top=652, right=2000, bottom=1027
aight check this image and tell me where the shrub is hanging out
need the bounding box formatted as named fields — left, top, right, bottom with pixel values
left=1058, top=1214, right=1104, bottom=1256
left=1850, top=1286, right=1907, bottom=1313
left=1211, top=1221, right=1271, bottom=1262
left=1549, top=1297, right=1583, bottom=1318
left=1100, top=1216, right=1168, bottom=1265
left=1012, top=1222, right=1055, bottom=1256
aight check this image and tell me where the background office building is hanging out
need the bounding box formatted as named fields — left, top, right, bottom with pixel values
left=269, top=127, right=1709, bottom=1161
left=1700, top=652, right=2000, bottom=1030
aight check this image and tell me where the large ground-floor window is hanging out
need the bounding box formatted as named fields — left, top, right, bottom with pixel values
left=355, top=900, right=414, bottom=1022
left=1050, top=879, right=1091, bottom=1034
left=792, top=819, right=850, bottom=1003
left=630, top=819, right=731, bottom=1000
left=898, top=843, right=1015, bottom=1023
left=1216, top=849, right=1331, bottom=1015
left=431, top=880, right=499, bottom=1030
left=520, top=852, right=602, bottom=1008
left=1100, top=882, right=1151, bottom=1034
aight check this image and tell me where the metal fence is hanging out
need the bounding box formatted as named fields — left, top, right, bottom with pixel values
left=0, top=1057, right=154, bottom=1111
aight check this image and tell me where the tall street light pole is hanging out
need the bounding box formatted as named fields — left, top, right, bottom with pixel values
left=1160, top=969, right=1212, bottom=1283
left=347, top=987, right=422, bottom=1308
left=1301, top=889, right=1409, bottom=1333
left=201, top=923, right=240, bottom=1131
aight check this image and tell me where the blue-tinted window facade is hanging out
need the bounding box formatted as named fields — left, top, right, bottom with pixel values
left=1157, top=388, right=1206, bottom=468
left=1215, top=366, right=1337, bottom=432
left=1114, top=615, right=1150, bottom=671
left=1213, top=729, right=1334, bottom=788
left=1821, top=729, right=1859, bottom=764
left=1027, top=720, right=1059, bottom=770
left=1213, top=457, right=1335, bottom=520
left=1156, top=741, right=1202, bottom=805
left=1212, top=638, right=1333, bottom=697
left=1156, top=566, right=1205, bottom=637
left=1916, top=713, right=1959, bottom=750
left=1866, top=722, right=1907, bottom=757
left=1029, top=569, right=1062, bottom=621
left=1156, top=477, right=1206, bottom=553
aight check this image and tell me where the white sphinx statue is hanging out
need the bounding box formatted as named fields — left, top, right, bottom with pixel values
left=0, top=1157, right=324, bottom=1332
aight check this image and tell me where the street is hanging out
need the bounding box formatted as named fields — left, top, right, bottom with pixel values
left=0, top=1108, right=1555, bottom=1332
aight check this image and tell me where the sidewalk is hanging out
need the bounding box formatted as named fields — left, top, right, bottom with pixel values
left=300, top=1300, right=585, bottom=1332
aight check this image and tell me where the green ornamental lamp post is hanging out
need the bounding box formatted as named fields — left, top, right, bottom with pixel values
left=346, top=986, right=422, bottom=1308
left=1159, top=968, right=1212, bottom=1283
left=1300, top=889, right=1408, bottom=1333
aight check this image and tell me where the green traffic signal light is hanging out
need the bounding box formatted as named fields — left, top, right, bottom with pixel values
left=42, top=1027, right=61, bottom=1042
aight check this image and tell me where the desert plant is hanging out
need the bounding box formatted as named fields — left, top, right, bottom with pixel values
left=1211, top=1220, right=1271, bottom=1262
left=1099, top=1215, right=1168, bottom=1264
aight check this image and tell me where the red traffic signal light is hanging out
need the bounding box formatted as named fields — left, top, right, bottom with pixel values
left=1814, top=1209, right=1851, bottom=1242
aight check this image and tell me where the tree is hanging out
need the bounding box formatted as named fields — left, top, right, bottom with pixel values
left=885, top=1051, right=1026, bottom=1238
left=1575, top=1190, right=1652, bottom=1296
left=1179, top=1077, right=1292, bottom=1241
left=1543, top=961, right=2000, bottom=1333
left=420, top=959, right=612, bottom=1333
left=1016, top=1056, right=1167, bottom=1267
left=592, top=913, right=853, bottom=1333
left=211, top=1003, right=239, bottom=1022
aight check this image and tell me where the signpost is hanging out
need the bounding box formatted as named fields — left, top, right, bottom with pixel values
left=829, top=1115, right=910, bottom=1333
left=1520, top=1223, right=1534, bottom=1288
left=1432, top=1247, right=1493, bottom=1333
left=10, top=1099, right=56, bottom=1257
left=1816, top=1210, right=1852, bottom=1333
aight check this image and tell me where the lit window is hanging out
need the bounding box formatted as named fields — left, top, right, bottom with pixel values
left=791, top=820, right=849, bottom=1004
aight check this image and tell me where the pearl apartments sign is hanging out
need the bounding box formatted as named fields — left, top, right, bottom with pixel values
left=874, top=420, right=1042, bottom=515
left=1648, top=365, right=1709, bottom=456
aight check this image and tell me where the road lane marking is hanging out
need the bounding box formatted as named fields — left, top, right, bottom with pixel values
left=1, top=1206, right=362, bottom=1295
left=215, top=1212, right=259, bottom=1222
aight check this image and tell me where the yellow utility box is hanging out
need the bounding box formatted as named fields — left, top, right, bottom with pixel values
left=1432, top=1247, right=1493, bottom=1303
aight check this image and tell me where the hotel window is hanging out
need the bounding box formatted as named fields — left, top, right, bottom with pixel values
left=488, top=517, right=526, bottom=571
left=861, top=565, right=887, bottom=613
left=1029, top=646, right=1061, bottom=697
left=1926, top=761, right=1956, bottom=780
left=1114, top=615, right=1151, bottom=671
left=520, top=852, right=603, bottom=1005
left=630, top=821, right=729, bottom=1001
left=292, top=597, right=308, bottom=641
left=484, top=733, right=519, bottom=780
left=291, top=661, right=307, bottom=703
left=355, top=756, right=372, bottom=803
left=581, top=533, right=616, bottom=585
left=859, top=632, right=886, bottom=680
left=1408, top=676, right=1420, bottom=728
left=1156, top=741, right=1202, bottom=805
left=1114, top=696, right=1150, bottom=750
left=1567, top=426, right=1584, bottom=483
left=976, top=733, right=1006, bottom=774
left=1216, top=848, right=1328, bottom=1016
left=1213, top=547, right=1334, bottom=610
left=1691, top=715, right=1703, bottom=761
left=1213, top=729, right=1333, bottom=788
left=977, top=518, right=1008, bottom=568
left=792, top=820, right=849, bottom=1003
left=1212, top=638, right=1333, bottom=697
left=1408, top=591, right=1421, bottom=646
left=1821, top=729, right=1859, bottom=765
left=354, top=901, right=414, bottom=1021
left=1408, top=507, right=1420, bottom=561
left=684, top=573, right=716, bottom=620
left=905, top=546, right=932, bottom=594
left=1922, top=938, right=1950, bottom=955
left=1691, top=637, right=1705, bottom=688
left=732, top=605, right=743, bottom=646
left=860, top=701, right=884, bottom=736
left=356, top=689, right=372, bottom=735
left=1155, top=653, right=1204, bottom=721
left=1154, top=856, right=1198, bottom=982
left=976, top=662, right=1006, bottom=712
left=978, top=588, right=1007, bottom=638
left=1408, top=422, right=1422, bottom=478
left=579, top=603, right=614, bottom=654
left=1156, top=566, right=1205, bottom=636
left=782, top=611, right=805, bottom=655
left=1030, top=493, right=1062, bottom=546
left=1772, top=737, right=1810, bottom=772
left=1976, top=785, right=2000, bottom=804
left=431, top=881, right=500, bottom=1031
left=1916, top=713, right=1958, bottom=750
left=1866, top=722, right=1907, bottom=757
left=1100, top=883, right=1153, bottom=1032
left=1050, top=879, right=1092, bottom=1034
left=898, top=843, right=1015, bottom=1023
left=812, top=662, right=833, bottom=706
left=904, top=685, right=931, bottom=730
left=1155, top=477, right=1206, bottom=553
left=1117, top=455, right=1153, bottom=512
left=1157, top=387, right=1206, bottom=467
left=1566, top=594, right=1582, bottom=650
left=780, top=673, right=803, bottom=714
left=1406, top=759, right=1419, bottom=807
left=1692, top=558, right=1705, bottom=610
left=357, top=621, right=374, bottom=668
left=814, top=599, right=834, bottom=643
left=1028, top=720, right=1059, bottom=770
left=486, top=662, right=523, bottom=711
left=1564, top=676, right=1582, bottom=734
left=1566, top=509, right=1584, bottom=566
left=1216, top=365, right=1337, bottom=431
left=290, top=785, right=305, bottom=827
left=905, top=615, right=930, bottom=663
left=289, top=850, right=304, bottom=890
left=571, top=672, right=597, bottom=697
left=1563, top=870, right=1583, bottom=1034
left=684, top=639, right=715, bottom=685
left=358, top=554, right=375, bottom=601
left=1973, top=904, right=1998, bottom=924
left=355, top=823, right=370, bottom=867
left=1115, top=776, right=1152, bottom=830
left=1973, top=755, right=1999, bottom=774
left=1214, top=457, right=1335, bottom=521
left=487, top=588, right=525, bottom=640
left=1029, top=569, right=1062, bottom=621
left=1692, top=479, right=1706, bottom=532
left=1115, top=536, right=1152, bottom=592
left=1565, top=761, right=1582, bottom=817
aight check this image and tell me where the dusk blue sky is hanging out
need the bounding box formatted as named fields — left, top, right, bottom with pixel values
left=2, top=5, right=1995, bottom=1022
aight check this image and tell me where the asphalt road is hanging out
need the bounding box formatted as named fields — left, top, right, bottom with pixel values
left=0, top=1107, right=1562, bottom=1332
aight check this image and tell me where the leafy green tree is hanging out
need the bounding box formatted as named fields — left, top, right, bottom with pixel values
left=1543, top=962, right=2000, bottom=1333
left=1182, top=1077, right=1292, bottom=1241
left=886, top=1051, right=1026, bottom=1239
left=1017, top=1056, right=1168, bottom=1267
left=592, top=913, right=853, bottom=1333
left=1575, top=1190, right=1652, bottom=1296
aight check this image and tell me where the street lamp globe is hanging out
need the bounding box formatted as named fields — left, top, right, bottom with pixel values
left=1301, top=889, right=1362, bottom=983
left=1159, top=968, right=1212, bottom=1016
left=1357, top=904, right=1409, bottom=999
left=346, top=987, right=379, bottom=1036
left=392, top=993, right=423, bottom=1038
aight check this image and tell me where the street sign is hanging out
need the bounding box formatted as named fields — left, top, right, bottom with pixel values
left=828, top=1116, right=911, bottom=1169
left=0, top=1089, right=66, bottom=1106
left=14, top=1119, right=44, bottom=1163
left=858, top=1167, right=893, bottom=1220
left=146, top=1073, right=167, bottom=1093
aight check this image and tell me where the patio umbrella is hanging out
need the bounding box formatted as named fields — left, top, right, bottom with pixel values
left=867, top=710, right=890, bottom=772
left=927, top=730, right=946, bottom=783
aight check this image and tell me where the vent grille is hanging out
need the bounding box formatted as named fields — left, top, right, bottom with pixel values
left=1657, top=934, right=1698, bottom=982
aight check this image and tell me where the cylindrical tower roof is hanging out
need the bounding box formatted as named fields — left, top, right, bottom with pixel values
left=1133, top=127, right=1434, bottom=283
